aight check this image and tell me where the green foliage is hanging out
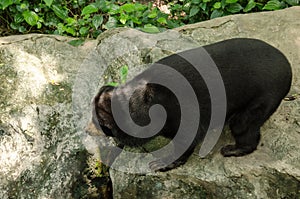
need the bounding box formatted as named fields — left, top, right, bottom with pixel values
left=0, top=0, right=171, bottom=37
left=168, top=0, right=298, bottom=24
left=0, top=0, right=299, bottom=38
left=107, top=65, right=129, bottom=86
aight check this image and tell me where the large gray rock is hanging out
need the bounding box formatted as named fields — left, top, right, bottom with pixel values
left=0, top=35, right=99, bottom=198
left=0, top=6, right=299, bottom=199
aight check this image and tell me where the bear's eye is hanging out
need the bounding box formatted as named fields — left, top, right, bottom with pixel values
left=100, top=125, right=114, bottom=137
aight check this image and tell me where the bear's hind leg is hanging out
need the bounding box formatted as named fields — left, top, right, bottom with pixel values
left=221, top=128, right=261, bottom=157
left=221, top=99, right=278, bottom=157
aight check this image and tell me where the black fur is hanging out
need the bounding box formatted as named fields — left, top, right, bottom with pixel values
left=92, top=38, right=292, bottom=171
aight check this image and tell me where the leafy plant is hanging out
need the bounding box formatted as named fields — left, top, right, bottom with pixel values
left=0, top=0, right=299, bottom=38
left=0, top=0, right=172, bottom=37
left=168, top=0, right=298, bottom=23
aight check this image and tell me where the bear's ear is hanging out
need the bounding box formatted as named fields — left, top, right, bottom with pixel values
left=143, top=83, right=155, bottom=103
left=92, top=85, right=115, bottom=133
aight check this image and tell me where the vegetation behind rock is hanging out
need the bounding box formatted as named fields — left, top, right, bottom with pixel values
left=0, top=0, right=299, bottom=39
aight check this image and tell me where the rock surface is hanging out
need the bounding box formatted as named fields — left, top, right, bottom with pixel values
left=0, top=35, right=99, bottom=198
left=0, top=6, right=299, bottom=199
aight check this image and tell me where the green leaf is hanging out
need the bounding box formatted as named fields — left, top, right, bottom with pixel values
left=243, top=0, right=256, bottom=12
left=10, top=22, right=18, bottom=30
left=257, top=2, right=265, bottom=9
left=134, top=3, right=147, bottom=11
left=200, top=2, right=207, bottom=11
left=18, top=26, right=26, bottom=33
left=121, top=3, right=135, bottom=12
left=95, top=0, right=107, bottom=11
left=92, top=30, right=102, bottom=38
left=148, top=9, right=158, bottom=18
left=20, top=3, right=28, bottom=10
left=263, top=0, right=282, bottom=10
left=171, top=4, right=182, bottom=11
left=0, top=0, right=13, bottom=10
left=37, top=22, right=42, bottom=29
left=120, top=65, right=128, bottom=84
left=66, top=17, right=77, bottom=25
left=119, top=14, right=128, bottom=24
left=226, top=3, right=243, bottom=13
left=43, top=0, right=53, bottom=7
left=92, top=15, right=103, bottom=29
left=131, top=17, right=142, bottom=25
left=225, top=0, right=238, bottom=3
left=141, top=24, right=160, bottom=33
left=213, top=2, right=222, bottom=9
left=284, top=0, right=299, bottom=6
left=157, top=17, right=167, bottom=24
left=192, top=0, right=201, bottom=3
left=81, top=4, right=98, bottom=16
left=107, top=4, right=120, bottom=15
left=52, top=5, right=68, bottom=20
left=183, top=2, right=191, bottom=11
left=56, top=23, right=65, bottom=34
left=65, top=27, right=76, bottom=36
left=14, top=13, right=24, bottom=23
left=68, top=39, right=85, bottom=47
left=103, top=16, right=117, bottom=29
left=23, top=11, right=39, bottom=26
left=79, top=26, right=89, bottom=35
left=167, top=19, right=181, bottom=29
left=189, top=6, right=200, bottom=17
left=82, top=13, right=91, bottom=20
left=78, top=19, right=86, bottom=26
left=210, top=9, right=224, bottom=19
left=106, top=82, right=119, bottom=87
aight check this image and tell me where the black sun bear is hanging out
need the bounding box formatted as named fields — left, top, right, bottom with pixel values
left=91, top=38, right=292, bottom=171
